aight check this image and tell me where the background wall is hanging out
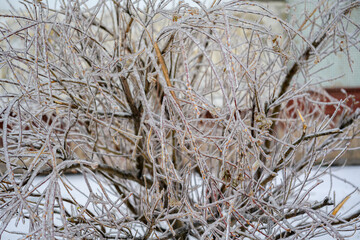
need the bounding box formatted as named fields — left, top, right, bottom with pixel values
left=287, top=0, right=360, bottom=87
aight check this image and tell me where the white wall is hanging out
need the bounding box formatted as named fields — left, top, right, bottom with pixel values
left=287, top=0, right=360, bottom=87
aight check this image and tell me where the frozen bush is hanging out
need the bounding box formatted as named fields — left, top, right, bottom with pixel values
left=1, top=0, right=360, bottom=239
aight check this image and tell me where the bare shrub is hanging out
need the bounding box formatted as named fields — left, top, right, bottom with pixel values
left=1, top=0, right=360, bottom=239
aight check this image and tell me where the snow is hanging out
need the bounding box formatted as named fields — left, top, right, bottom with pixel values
left=2, top=166, right=360, bottom=239
left=308, top=166, right=360, bottom=240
